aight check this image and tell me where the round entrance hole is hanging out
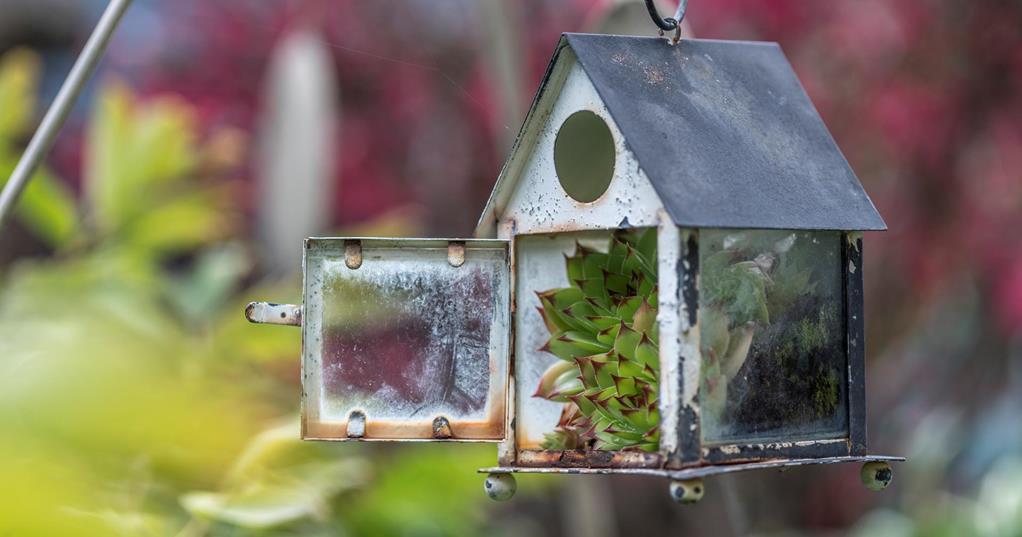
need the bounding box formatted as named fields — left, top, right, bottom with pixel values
left=554, top=110, right=615, bottom=203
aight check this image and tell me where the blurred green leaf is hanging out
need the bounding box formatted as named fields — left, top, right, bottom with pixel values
left=0, top=49, right=80, bottom=246
left=124, top=184, right=237, bottom=255
left=167, top=243, right=251, bottom=325
left=0, top=48, right=38, bottom=142
left=84, top=83, right=232, bottom=256
left=64, top=508, right=171, bottom=537
left=181, top=422, right=370, bottom=530
left=0, top=47, right=521, bottom=537
left=342, top=445, right=496, bottom=537
left=0, top=156, right=81, bottom=246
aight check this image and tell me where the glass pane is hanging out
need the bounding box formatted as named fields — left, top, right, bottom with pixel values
left=699, top=229, right=846, bottom=445
left=302, top=239, right=509, bottom=441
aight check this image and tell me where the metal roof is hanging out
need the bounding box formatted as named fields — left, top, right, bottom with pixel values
left=478, top=34, right=886, bottom=233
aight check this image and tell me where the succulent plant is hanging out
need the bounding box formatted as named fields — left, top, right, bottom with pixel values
left=532, top=229, right=660, bottom=452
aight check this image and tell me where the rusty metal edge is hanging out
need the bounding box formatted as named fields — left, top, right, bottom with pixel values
left=516, top=449, right=663, bottom=469
left=479, top=454, right=905, bottom=479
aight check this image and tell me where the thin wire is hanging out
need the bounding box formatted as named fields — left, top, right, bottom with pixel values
left=0, top=0, right=133, bottom=233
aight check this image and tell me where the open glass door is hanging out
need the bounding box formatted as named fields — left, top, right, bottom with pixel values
left=247, top=238, right=511, bottom=442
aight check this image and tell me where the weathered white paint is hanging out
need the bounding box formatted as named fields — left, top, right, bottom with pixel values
left=680, top=228, right=701, bottom=411
left=478, top=49, right=664, bottom=238
left=656, top=216, right=682, bottom=458
left=477, top=47, right=670, bottom=456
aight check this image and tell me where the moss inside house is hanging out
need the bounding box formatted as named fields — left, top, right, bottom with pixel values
left=699, top=230, right=848, bottom=444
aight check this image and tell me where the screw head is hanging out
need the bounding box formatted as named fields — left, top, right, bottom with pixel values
left=669, top=478, right=704, bottom=504
left=861, top=461, right=893, bottom=491
left=484, top=472, right=517, bottom=501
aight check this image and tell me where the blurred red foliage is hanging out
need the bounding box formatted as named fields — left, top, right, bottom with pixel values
left=51, top=0, right=1022, bottom=336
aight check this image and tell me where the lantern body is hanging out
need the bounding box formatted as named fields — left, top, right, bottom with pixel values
left=249, top=34, right=897, bottom=484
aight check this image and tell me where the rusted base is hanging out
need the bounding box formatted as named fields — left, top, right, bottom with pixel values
left=479, top=454, right=904, bottom=480
left=516, top=449, right=663, bottom=469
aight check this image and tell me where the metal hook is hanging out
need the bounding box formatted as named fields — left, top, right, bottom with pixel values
left=643, top=0, right=688, bottom=43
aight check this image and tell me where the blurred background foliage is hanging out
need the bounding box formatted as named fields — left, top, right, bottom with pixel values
left=0, top=0, right=1020, bottom=536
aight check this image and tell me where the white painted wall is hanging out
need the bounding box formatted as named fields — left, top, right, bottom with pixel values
left=496, top=54, right=664, bottom=237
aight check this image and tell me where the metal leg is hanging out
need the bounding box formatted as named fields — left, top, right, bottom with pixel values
left=0, top=0, right=133, bottom=232
left=860, top=461, right=894, bottom=491
left=483, top=472, right=517, bottom=501
left=668, top=478, right=704, bottom=504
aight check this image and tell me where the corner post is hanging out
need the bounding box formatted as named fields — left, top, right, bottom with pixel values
left=845, top=232, right=867, bottom=456
left=658, top=214, right=701, bottom=468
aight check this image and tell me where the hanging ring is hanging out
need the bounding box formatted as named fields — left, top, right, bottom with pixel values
left=644, top=0, right=688, bottom=43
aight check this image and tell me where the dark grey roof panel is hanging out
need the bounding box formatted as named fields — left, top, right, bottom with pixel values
left=563, top=33, right=886, bottom=231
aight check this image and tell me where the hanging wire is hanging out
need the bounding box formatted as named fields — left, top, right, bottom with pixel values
left=643, top=0, right=688, bottom=43
left=0, top=0, right=134, bottom=233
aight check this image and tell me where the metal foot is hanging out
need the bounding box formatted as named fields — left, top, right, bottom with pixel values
left=484, top=472, right=517, bottom=501
left=860, top=461, right=893, bottom=491
left=669, top=478, right=704, bottom=504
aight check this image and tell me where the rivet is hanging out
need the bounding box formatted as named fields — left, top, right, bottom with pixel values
left=346, top=410, right=366, bottom=438
left=447, top=241, right=466, bottom=267
left=432, top=416, right=453, bottom=439
left=345, top=240, right=363, bottom=269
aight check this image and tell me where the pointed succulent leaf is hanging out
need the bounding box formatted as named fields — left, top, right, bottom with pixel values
left=533, top=229, right=661, bottom=452
left=638, top=277, right=656, bottom=299
left=591, top=358, right=619, bottom=390
left=616, top=297, right=643, bottom=324
left=609, top=233, right=630, bottom=258
left=603, top=269, right=630, bottom=295
left=631, top=299, right=656, bottom=334
left=534, top=360, right=584, bottom=402
left=581, top=251, right=610, bottom=279
left=565, top=250, right=585, bottom=282
left=621, top=407, right=652, bottom=432
left=637, top=228, right=657, bottom=261
left=569, top=392, right=597, bottom=417
left=596, top=323, right=621, bottom=346
left=576, top=278, right=610, bottom=305
left=574, top=356, right=598, bottom=387
left=617, top=355, right=645, bottom=378
left=534, top=360, right=574, bottom=397
left=583, top=297, right=613, bottom=316
left=612, top=374, right=639, bottom=397
left=638, top=364, right=658, bottom=384
left=635, top=441, right=659, bottom=453
left=541, top=428, right=581, bottom=450
left=544, top=330, right=610, bottom=362
left=635, top=335, right=659, bottom=370
left=613, top=323, right=641, bottom=360
left=627, top=243, right=658, bottom=281
left=589, top=316, right=620, bottom=330
left=538, top=287, right=585, bottom=310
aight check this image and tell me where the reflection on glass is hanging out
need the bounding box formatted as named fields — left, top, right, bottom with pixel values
left=304, top=243, right=508, bottom=439
left=699, top=230, right=846, bottom=445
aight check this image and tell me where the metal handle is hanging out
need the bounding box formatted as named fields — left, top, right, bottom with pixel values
left=245, top=302, right=303, bottom=326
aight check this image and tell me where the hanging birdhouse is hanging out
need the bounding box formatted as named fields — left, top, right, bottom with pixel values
left=247, top=32, right=902, bottom=503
